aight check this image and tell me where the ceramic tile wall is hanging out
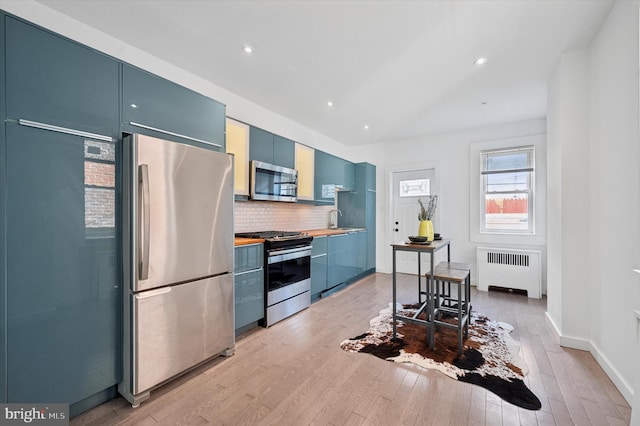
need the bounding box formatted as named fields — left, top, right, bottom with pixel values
left=234, top=201, right=335, bottom=232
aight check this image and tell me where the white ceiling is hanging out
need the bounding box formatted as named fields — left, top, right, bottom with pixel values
left=37, top=0, right=614, bottom=146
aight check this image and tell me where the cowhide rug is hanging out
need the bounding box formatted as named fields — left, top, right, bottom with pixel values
left=340, top=303, right=541, bottom=410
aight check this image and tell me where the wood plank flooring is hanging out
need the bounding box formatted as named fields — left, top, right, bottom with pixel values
left=72, top=273, right=632, bottom=425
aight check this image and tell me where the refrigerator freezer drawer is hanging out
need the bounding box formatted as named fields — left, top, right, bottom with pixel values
left=133, top=274, right=234, bottom=395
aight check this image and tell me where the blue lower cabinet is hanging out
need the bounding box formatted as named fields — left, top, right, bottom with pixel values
left=234, top=269, right=264, bottom=330
left=234, top=244, right=264, bottom=331
left=6, top=123, right=120, bottom=409
left=356, top=231, right=367, bottom=275
left=328, top=233, right=359, bottom=288
left=311, top=236, right=328, bottom=296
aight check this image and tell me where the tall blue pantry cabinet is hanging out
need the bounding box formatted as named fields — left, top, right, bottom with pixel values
left=0, top=11, right=227, bottom=416
left=2, top=15, right=121, bottom=414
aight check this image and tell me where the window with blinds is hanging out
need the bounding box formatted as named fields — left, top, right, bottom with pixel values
left=481, top=146, right=534, bottom=233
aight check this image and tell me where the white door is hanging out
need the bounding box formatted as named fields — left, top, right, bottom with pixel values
left=392, top=168, right=437, bottom=274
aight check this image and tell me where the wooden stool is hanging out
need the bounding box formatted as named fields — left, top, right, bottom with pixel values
left=434, top=261, right=471, bottom=309
left=426, top=264, right=470, bottom=355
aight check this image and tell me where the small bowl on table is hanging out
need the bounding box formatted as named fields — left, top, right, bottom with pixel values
left=408, top=236, right=428, bottom=243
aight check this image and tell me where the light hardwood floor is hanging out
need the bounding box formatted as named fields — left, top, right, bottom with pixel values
left=72, top=273, right=632, bottom=425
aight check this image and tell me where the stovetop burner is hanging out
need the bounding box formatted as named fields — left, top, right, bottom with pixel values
left=235, top=230, right=304, bottom=239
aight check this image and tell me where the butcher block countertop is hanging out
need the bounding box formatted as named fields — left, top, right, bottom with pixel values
left=233, top=228, right=366, bottom=246
left=302, top=228, right=365, bottom=237
left=234, top=237, right=265, bottom=246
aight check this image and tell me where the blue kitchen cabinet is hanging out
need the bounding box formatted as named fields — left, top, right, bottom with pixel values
left=314, top=150, right=355, bottom=205
left=0, top=13, right=6, bottom=404
left=3, top=16, right=121, bottom=414
left=365, top=193, right=376, bottom=272
left=249, top=126, right=274, bottom=164
left=5, top=16, right=119, bottom=137
left=311, top=236, right=328, bottom=296
left=355, top=230, right=368, bottom=275
left=338, top=163, right=376, bottom=273
left=357, top=163, right=376, bottom=272
left=5, top=123, right=120, bottom=413
left=249, top=126, right=295, bottom=169
left=122, top=63, right=225, bottom=151
left=327, top=232, right=359, bottom=288
left=234, top=244, right=264, bottom=331
left=273, top=135, right=295, bottom=169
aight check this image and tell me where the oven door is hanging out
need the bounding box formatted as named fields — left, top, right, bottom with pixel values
left=251, top=160, right=298, bottom=202
left=267, top=246, right=311, bottom=293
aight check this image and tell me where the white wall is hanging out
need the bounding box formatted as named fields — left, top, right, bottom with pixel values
left=546, top=49, right=591, bottom=344
left=588, top=0, right=640, bottom=405
left=547, top=0, right=640, bottom=406
left=353, top=118, right=548, bottom=283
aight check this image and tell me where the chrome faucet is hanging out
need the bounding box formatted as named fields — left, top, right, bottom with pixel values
left=328, top=209, right=342, bottom=229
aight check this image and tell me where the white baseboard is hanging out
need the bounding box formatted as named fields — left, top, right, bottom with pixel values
left=589, top=341, right=634, bottom=405
left=545, top=311, right=634, bottom=405
left=544, top=311, right=561, bottom=344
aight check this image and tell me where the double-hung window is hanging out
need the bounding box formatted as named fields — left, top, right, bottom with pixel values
left=481, top=146, right=534, bottom=234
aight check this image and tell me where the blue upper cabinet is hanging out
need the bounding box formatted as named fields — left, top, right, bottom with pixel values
left=249, top=126, right=295, bottom=169
left=5, top=16, right=119, bottom=138
left=249, top=126, right=274, bottom=163
left=273, top=135, right=295, bottom=169
left=122, top=64, right=225, bottom=151
left=314, top=150, right=355, bottom=205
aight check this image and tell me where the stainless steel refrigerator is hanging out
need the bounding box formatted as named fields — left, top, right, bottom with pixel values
left=118, top=133, right=235, bottom=407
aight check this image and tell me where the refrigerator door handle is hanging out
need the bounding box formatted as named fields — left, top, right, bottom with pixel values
left=135, top=286, right=172, bottom=299
left=139, top=164, right=151, bottom=280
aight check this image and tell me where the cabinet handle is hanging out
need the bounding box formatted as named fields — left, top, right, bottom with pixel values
left=138, top=164, right=151, bottom=280
left=129, top=122, right=222, bottom=149
left=17, top=119, right=115, bottom=142
left=234, top=268, right=263, bottom=276
left=311, top=253, right=327, bottom=259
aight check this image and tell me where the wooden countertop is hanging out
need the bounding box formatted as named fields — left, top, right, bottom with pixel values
left=301, top=228, right=366, bottom=237
left=234, top=228, right=366, bottom=246
left=234, top=237, right=265, bottom=246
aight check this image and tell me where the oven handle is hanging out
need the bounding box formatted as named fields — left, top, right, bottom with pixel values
left=268, top=247, right=311, bottom=264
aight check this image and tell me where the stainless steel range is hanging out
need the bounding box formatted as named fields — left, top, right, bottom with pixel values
left=235, top=231, right=313, bottom=326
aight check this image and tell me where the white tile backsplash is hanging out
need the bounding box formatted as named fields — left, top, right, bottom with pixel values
left=235, top=201, right=334, bottom=232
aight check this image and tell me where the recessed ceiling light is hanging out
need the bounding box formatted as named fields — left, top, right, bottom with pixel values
left=474, top=57, right=488, bottom=66
left=243, top=45, right=253, bottom=54
left=327, top=100, right=334, bottom=107
left=364, top=125, right=370, bottom=130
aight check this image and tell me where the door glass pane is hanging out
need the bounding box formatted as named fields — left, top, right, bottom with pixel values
left=399, top=178, right=430, bottom=197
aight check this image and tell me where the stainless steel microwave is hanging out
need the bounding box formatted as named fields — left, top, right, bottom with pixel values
left=250, top=160, right=298, bottom=202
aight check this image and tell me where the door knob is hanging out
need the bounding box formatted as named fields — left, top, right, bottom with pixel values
left=395, top=221, right=399, bottom=225
left=394, top=228, right=399, bottom=232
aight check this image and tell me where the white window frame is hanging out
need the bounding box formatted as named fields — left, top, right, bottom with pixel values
left=480, top=146, right=535, bottom=234
left=468, top=131, right=546, bottom=246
